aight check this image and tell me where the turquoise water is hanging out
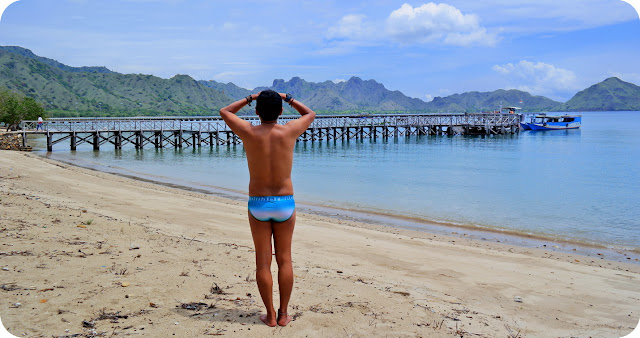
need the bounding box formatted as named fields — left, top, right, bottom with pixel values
left=37, top=111, right=640, bottom=251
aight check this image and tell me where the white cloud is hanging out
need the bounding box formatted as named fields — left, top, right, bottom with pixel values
left=492, top=60, right=579, bottom=99
left=327, top=14, right=373, bottom=40
left=386, top=3, right=498, bottom=46
left=326, top=3, right=498, bottom=48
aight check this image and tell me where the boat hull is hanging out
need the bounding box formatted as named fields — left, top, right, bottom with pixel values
left=528, top=122, right=581, bottom=130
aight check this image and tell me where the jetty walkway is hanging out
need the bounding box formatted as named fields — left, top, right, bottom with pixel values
left=21, top=113, right=523, bottom=151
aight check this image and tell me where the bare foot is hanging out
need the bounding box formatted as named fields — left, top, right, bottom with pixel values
left=260, top=314, right=276, bottom=327
left=277, top=310, right=292, bottom=326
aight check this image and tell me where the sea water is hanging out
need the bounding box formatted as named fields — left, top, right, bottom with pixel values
left=35, top=111, right=640, bottom=252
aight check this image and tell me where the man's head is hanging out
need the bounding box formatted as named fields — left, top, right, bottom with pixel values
left=256, top=90, right=282, bottom=122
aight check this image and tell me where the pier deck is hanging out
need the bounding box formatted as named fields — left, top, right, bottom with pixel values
left=20, top=113, right=523, bottom=151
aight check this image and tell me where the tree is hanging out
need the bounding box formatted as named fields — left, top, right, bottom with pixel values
left=0, top=88, right=46, bottom=130
left=20, top=97, right=45, bottom=120
left=0, top=89, right=20, bottom=126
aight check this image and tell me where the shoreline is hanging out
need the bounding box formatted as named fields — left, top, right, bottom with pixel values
left=2, top=150, right=639, bottom=337
left=40, top=150, right=640, bottom=264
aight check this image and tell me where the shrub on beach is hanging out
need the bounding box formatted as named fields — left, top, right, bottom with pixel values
left=0, top=88, right=45, bottom=129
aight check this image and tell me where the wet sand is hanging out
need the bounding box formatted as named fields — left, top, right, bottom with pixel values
left=1, top=150, right=639, bottom=337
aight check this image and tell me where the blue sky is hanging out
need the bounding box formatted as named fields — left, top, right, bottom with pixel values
left=0, top=0, right=639, bottom=102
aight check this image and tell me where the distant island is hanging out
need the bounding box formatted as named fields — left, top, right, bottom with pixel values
left=1, top=46, right=639, bottom=117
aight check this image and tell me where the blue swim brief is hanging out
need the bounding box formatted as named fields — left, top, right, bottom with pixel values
left=248, top=195, right=295, bottom=222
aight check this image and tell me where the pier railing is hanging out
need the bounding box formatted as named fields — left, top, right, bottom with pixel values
left=20, top=113, right=523, bottom=151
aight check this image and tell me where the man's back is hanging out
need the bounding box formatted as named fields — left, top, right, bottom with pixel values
left=242, top=123, right=296, bottom=196
left=220, top=91, right=315, bottom=196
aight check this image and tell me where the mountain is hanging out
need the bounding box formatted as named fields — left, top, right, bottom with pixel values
left=203, top=76, right=432, bottom=112
left=0, top=46, right=113, bottom=74
left=259, top=76, right=432, bottom=112
left=428, top=89, right=561, bottom=113
left=1, top=45, right=639, bottom=116
left=557, top=77, right=640, bottom=111
left=0, top=47, right=232, bottom=116
left=199, top=80, right=252, bottom=99
left=204, top=76, right=563, bottom=113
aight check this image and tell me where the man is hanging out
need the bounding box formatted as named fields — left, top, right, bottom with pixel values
left=36, top=116, right=43, bottom=131
left=220, top=90, right=315, bottom=327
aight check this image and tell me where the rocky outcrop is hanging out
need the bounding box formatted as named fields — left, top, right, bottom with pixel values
left=0, top=132, right=26, bottom=150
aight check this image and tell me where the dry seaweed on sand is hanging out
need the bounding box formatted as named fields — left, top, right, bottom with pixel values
left=94, top=309, right=130, bottom=321
left=83, top=308, right=150, bottom=326
left=178, top=302, right=213, bottom=311
left=0, top=250, right=33, bottom=256
left=203, top=328, right=227, bottom=336
left=210, top=282, right=225, bottom=294
left=55, top=328, right=107, bottom=338
left=1, top=282, right=20, bottom=291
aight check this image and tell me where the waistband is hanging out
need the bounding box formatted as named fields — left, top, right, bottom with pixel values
left=248, top=195, right=294, bottom=202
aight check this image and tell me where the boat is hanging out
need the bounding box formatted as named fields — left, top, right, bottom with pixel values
left=523, top=114, right=582, bottom=130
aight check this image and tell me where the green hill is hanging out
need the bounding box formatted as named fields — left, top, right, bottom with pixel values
left=199, top=80, right=252, bottom=99
left=557, top=77, right=640, bottom=111
left=0, top=47, right=232, bottom=117
left=428, top=89, right=561, bottom=113
left=0, top=46, right=113, bottom=74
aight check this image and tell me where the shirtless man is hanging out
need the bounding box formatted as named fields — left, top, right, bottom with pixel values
left=220, top=90, right=315, bottom=327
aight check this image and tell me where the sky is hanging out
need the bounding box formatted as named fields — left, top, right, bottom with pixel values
left=0, top=0, right=639, bottom=102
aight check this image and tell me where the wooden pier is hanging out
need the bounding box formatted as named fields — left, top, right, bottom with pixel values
left=20, top=113, right=523, bottom=151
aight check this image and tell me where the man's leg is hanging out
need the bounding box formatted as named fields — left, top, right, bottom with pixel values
left=248, top=212, right=277, bottom=326
left=272, top=211, right=296, bottom=326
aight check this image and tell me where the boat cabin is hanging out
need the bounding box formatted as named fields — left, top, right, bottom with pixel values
left=501, top=107, right=521, bottom=114
left=532, top=114, right=581, bottom=124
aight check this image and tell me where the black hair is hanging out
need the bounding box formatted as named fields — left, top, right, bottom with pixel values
left=256, top=90, right=282, bottom=122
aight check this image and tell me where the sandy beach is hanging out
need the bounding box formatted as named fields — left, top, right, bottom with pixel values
left=1, top=149, right=639, bottom=337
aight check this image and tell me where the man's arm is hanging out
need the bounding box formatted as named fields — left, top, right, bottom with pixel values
left=281, top=93, right=316, bottom=136
left=219, top=94, right=258, bottom=138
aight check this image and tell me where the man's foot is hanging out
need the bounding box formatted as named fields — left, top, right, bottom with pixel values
left=277, top=309, right=292, bottom=326
left=260, top=314, right=277, bottom=327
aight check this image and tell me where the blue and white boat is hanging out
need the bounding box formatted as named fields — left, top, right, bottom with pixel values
left=523, top=114, right=581, bottom=131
